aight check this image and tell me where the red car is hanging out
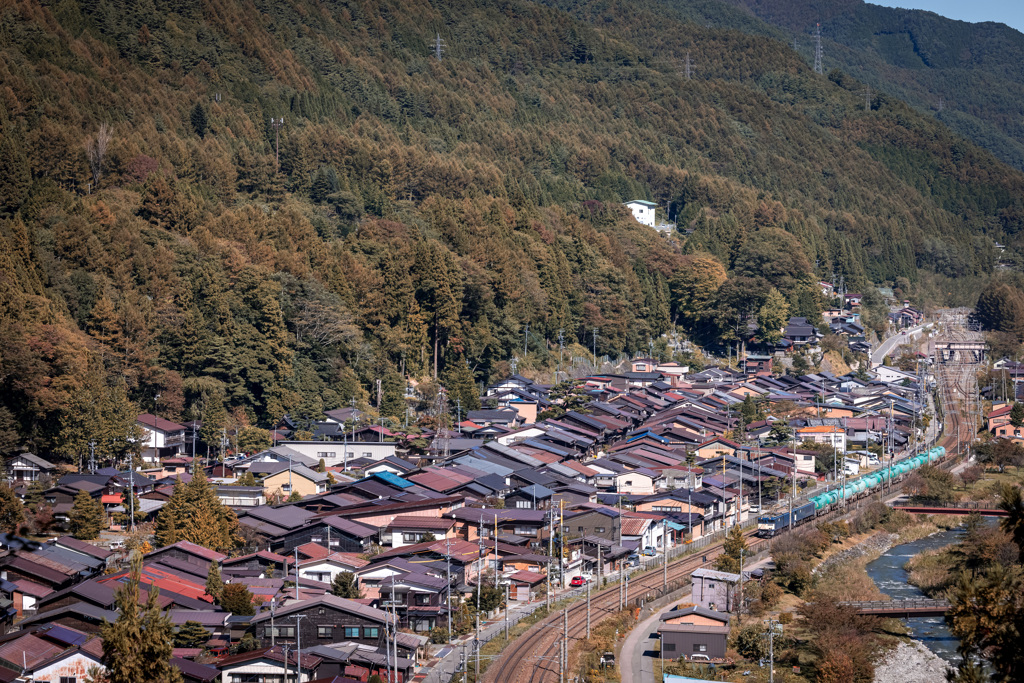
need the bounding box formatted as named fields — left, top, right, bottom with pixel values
left=570, top=576, right=586, bottom=587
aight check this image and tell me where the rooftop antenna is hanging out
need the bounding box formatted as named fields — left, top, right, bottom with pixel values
left=813, top=23, right=823, bottom=75
left=434, top=33, right=445, bottom=61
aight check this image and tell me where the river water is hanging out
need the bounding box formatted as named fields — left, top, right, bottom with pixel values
left=864, top=526, right=964, bottom=663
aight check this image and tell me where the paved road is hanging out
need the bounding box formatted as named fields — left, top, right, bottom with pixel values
left=618, top=557, right=774, bottom=683
left=871, top=324, right=930, bottom=368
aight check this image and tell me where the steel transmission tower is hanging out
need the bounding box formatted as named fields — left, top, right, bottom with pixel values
left=813, top=23, right=823, bottom=74
left=434, top=33, right=445, bottom=61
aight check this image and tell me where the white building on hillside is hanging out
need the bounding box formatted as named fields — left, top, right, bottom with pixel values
left=625, top=200, right=657, bottom=227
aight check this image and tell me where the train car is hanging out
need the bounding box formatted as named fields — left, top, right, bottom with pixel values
left=756, top=502, right=815, bottom=537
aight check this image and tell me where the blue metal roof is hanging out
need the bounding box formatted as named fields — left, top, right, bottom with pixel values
left=370, top=471, right=413, bottom=489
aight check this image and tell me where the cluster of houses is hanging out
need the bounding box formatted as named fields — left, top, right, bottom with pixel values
left=0, top=349, right=935, bottom=682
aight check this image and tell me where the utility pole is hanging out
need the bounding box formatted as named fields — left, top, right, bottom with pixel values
left=524, top=323, right=529, bottom=357
left=592, top=328, right=599, bottom=369
left=557, top=329, right=565, bottom=378
left=662, top=519, right=668, bottom=591
left=89, top=440, right=97, bottom=474
left=270, top=117, right=284, bottom=171
left=789, top=434, right=795, bottom=530
left=445, top=537, right=454, bottom=644
left=547, top=510, right=553, bottom=610
left=813, top=23, right=823, bottom=75
left=293, top=614, right=306, bottom=683
left=561, top=608, right=568, bottom=683
left=586, top=577, right=591, bottom=638
left=294, top=547, right=300, bottom=600
left=765, top=617, right=782, bottom=683
left=270, top=598, right=276, bottom=648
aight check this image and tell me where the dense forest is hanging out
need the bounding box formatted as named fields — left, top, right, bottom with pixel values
left=1, top=0, right=1023, bottom=458
left=721, top=0, right=1024, bottom=176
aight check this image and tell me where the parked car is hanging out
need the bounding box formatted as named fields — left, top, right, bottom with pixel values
left=108, top=540, right=125, bottom=550
left=642, top=546, right=657, bottom=556
left=627, top=554, right=640, bottom=567
left=570, top=576, right=587, bottom=587
left=748, top=504, right=760, bottom=514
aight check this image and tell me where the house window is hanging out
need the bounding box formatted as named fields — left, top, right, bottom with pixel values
left=403, top=533, right=422, bottom=543
left=416, top=594, right=431, bottom=605
left=318, top=626, right=333, bottom=638
left=363, top=626, right=380, bottom=638
left=708, top=583, right=715, bottom=589
left=578, top=526, right=584, bottom=533
left=693, top=644, right=707, bottom=653
left=664, top=643, right=676, bottom=652
left=624, top=480, right=633, bottom=486
left=562, top=526, right=569, bottom=533
left=344, top=626, right=360, bottom=638
left=270, top=626, right=295, bottom=638
left=595, top=527, right=605, bottom=533
left=60, top=678, right=77, bottom=683
left=363, top=452, right=371, bottom=458
left=515, top=501, right=531, bottom=509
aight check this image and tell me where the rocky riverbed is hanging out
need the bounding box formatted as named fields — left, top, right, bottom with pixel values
left=873, top=641, right=951, bottom=683
left=813, top=532, right=898, bottom=575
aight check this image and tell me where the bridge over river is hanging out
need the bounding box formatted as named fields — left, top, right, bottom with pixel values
left=839, top=598, right=950, bottom=618
left=892, top=501, right=1007, bottom=517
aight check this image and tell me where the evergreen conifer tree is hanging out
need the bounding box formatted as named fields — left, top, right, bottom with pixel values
left=155, top=479, right=184, bottom=547
left=331, top=571, right=363, bottom=599
left=69, top=490, right=103, bottom=539
left=220, top=583, right=256, bottom=615
left=101, top=554, right=183, bottom=683
left=190, top=103, right=208, bottom=139
left=173, top=620, right=211, bottom=649
left=205, top=563, right=224, bottom=603
left=1011, top=402, right=1024, bottom=429
left=116, top=487, right=141, bottom=528
left=155, top=472, right=239, bottom=551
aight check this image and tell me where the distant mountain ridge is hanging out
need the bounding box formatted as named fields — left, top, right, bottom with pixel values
left=718, top=0, right=1024, bottom=170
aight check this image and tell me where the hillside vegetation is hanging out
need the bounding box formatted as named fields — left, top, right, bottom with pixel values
left=0, top=0, right=1022, bottom=456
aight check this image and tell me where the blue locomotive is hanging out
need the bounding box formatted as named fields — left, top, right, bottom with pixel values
left=756, top=502, right=816, bottom=537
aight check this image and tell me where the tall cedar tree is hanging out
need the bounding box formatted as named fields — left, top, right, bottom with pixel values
left=1011, top=403, right=1024, bottom=429
left=220, top=583, right=256, bottom=615
left=205, top=562, right=224, bottom=603
left=69, top=489, right=104, bottom=540
left=714, top=524, right=747, bottom=573
left=0, top=485, right=24, bottom=534
left=190, top=103, right=208, bottom=139
left=101, top=554, right=183, bottom=683
left=331, top=571, right=362, bottom=599
left=441, top=352, right=480, bottom=416
left=155, top=472, right=239, bottom=551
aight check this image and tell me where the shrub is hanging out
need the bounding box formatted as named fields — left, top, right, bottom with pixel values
left=778, top=611, right=793, bottom=625
left=761, top=581, right=783, bottom=609
left=429, top=627, right=450, bottom=644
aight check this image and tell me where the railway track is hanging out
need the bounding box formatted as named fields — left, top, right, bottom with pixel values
left=484, top=311, right=980, bottom=683
left=485, top=528, right=762, bottom=683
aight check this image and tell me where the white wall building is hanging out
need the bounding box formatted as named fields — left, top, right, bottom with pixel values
left=625, top=200, right=657, bottom=227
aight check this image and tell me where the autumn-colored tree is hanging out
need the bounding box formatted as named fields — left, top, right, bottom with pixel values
left=757, top=287, right=790, bottom=346
left=0, top=485, right=24, bottom=534
left=155, top=473, right=239, bottom=551
left=205, top=562, right=224, bottom=603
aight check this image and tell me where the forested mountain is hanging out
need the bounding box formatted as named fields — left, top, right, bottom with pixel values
left=1, top=0, right=1022, bottom=456
left=720, top=0, right=1024, bottom=171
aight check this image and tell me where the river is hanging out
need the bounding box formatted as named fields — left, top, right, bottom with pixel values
left=864, top=526, right=963, bottom=663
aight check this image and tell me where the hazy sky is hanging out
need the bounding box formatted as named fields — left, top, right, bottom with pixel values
left=869, top=0, right=1024, bottom=33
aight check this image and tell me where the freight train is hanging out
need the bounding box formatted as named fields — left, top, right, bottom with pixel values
left=755, top=446, right=946, bottom=538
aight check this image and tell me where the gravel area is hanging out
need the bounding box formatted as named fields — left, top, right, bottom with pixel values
left=814, top=532, right=899, bottom=575
left=873, top=640, right=951, bottom=683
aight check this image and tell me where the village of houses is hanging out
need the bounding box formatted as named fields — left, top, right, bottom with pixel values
left=0, top=297, right=937, bottom=683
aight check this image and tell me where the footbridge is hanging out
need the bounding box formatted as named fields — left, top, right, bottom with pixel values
left=839, top=599, right=950, bottom=618
left=934, top=341, right=985, bottom=363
